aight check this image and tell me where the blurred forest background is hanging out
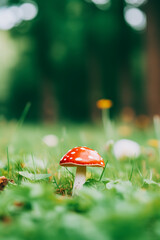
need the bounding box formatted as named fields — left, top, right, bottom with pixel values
left=0, top=0, right=159, bottom=123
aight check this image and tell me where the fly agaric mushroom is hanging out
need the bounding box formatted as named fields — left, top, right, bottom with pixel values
left=59, top=146, right=105, bottom=195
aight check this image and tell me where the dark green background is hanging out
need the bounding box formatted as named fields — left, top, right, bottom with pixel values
left=0, top=0, right=159, bottom=122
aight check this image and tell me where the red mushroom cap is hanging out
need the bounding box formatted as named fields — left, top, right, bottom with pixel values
left=60, top=146, right=105, bottom=167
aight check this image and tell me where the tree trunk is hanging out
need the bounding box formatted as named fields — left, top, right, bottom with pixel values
left=146, top=0, right=160, bottom=116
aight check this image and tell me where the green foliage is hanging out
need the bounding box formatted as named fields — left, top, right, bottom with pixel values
left=0, top=122, right=159, bottom=239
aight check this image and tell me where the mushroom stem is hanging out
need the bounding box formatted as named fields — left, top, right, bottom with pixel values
left=72, top=166, right=86, bottom=196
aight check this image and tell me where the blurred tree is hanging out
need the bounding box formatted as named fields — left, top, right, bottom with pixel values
left=33, top=0, right=58, bottom=122
left=146, top=0, right=160, bottom=116
left=3, top=0, right=148, bottom=121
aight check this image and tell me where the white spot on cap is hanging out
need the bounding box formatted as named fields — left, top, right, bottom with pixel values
left=75, top=157, right=83, bottom=161
left=81, top=147, right=86, bottom=150
left=70, top=157, right=73, bottom=160
left=64, top=158, right=67, bottom=161
left=75, top=149, right=78, bottom=151
left=88, top=156, right=94, bottom=159
left=71, top=152, right=75, bottom=154
left=101, top=161, right=104, bottom=164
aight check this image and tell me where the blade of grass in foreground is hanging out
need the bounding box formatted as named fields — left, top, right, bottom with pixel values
left=31, top=154, right=37, bottom=180
left=99, top=160, right=108, bottom=181
left=17, top=102, right=31, bottom=128
left=129, top=159, right=135, bottom=181
left=7, top=102, right=31, bottom=150
left=66, top=167, right=74, bottom=180
left=7, top=147, right=10, bottom=176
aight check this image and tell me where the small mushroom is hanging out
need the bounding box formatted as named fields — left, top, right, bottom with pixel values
left=59, top=146, right=105, bottom=195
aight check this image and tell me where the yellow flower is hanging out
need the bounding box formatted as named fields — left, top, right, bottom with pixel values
left=147, top=139, right=159, bottom=148
left=96, top=99, right=113, bottom=109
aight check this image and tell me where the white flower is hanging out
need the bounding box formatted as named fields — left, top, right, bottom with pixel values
left=42, top=134, right=59, bottom=147
left=113, top=139, right=140, bottom=159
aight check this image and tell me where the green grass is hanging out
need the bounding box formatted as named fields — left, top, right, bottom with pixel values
left=0, top=121, right=160, bottom=240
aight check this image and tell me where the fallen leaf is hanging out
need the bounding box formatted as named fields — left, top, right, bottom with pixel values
left=0, top=176, right=8, bottom=191
left=18, top=171, right=51, bottom=181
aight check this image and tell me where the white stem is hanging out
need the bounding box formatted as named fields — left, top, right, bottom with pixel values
left=72, top=166, right=86, bottom=196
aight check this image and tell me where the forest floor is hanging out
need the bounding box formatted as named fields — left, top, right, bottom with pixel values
left=0, top=120, right=160, bottom=240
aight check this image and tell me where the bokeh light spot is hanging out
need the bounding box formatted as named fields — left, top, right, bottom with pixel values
left=92, top=0, right=109, bottom=4
left=91, top=0, right=111, bottom=10
left=125, top=0, right=147, bottom=7
left=0, top=1, right=38, bottom=31
left=0, top=7, right=18, bottom=30
left=124, top=7, right=147, bottom=31
left=19, top=2, right=38, bottom=21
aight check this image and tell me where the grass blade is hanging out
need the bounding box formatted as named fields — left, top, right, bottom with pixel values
left=99, top=160, right=108, bottom=181
left=17, top=102, right=31, bottom=128
left=7, top=147, right=10, bottom=176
